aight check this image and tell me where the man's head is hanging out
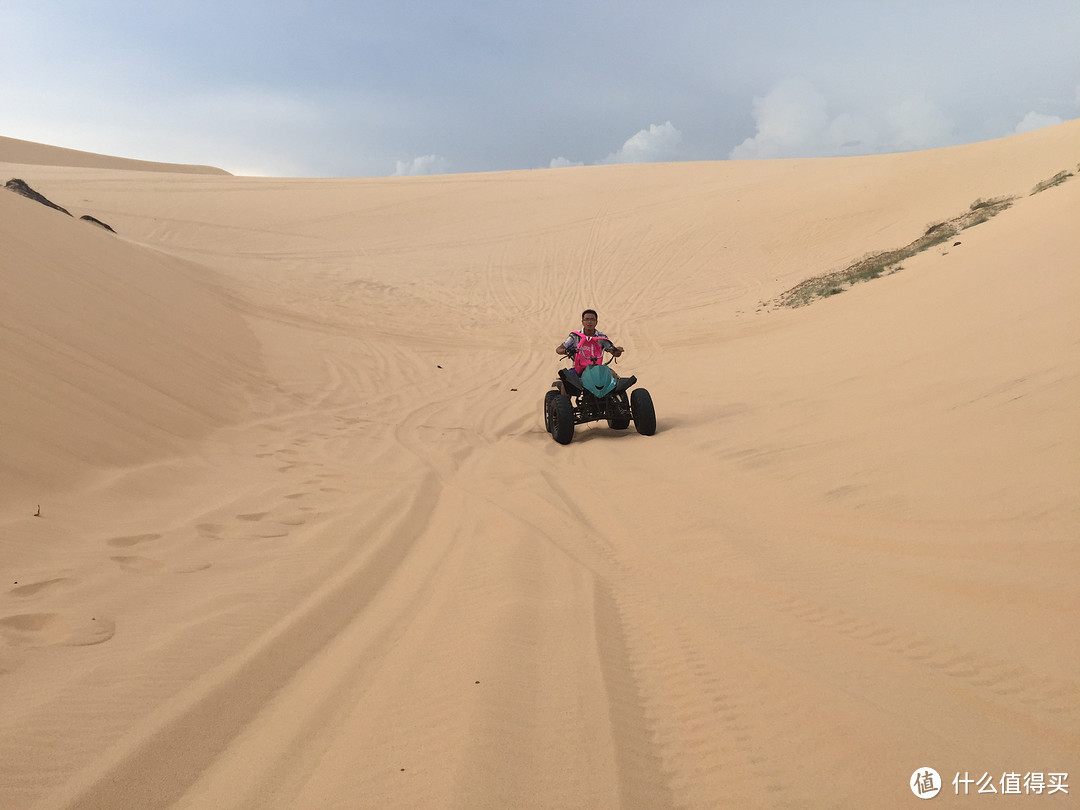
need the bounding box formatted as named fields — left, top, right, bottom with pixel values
left=581, top=309, right=598, bottom=334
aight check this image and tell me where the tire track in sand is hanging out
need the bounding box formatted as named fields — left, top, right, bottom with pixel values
left=43, top=471, right=442, bottom=810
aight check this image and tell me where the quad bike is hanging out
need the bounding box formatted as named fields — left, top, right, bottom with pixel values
left=544, top=346, right=656, bottom=445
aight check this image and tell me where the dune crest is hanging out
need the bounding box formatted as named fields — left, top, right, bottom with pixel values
left=0, top=135, right=230, bottom=175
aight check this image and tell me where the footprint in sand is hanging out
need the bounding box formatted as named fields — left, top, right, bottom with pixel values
left=172, top=562, right=212, bottom=573
left=111, top=555, right=210, bottom=574
left=9, top=577, right=73, bottom=597
left=106, top=533, right=162, bottom=548
left=111, top=555, right=166, bottom=574
left=195, top=516, right=297, bottom=542
left=275, top=516, right=308, bottom=527
left=0, top=612, right=115, bottom=647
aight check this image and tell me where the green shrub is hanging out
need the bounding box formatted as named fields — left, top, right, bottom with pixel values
left=1030, top=170, right=1073, bottom=195
left=775, top=197, right=1013, bottom=307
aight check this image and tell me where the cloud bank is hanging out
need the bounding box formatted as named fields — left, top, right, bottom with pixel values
left=549, top=156, right=585, bottom=169
left=730, top=78, right=956, bottom=159
left=1015, top=111, right=1064, bottom=133
left=394, top=154, right=449, bottom=176
left=602, top=121, right=683, bottom=164
left=547, top=122, right=684, bottom=169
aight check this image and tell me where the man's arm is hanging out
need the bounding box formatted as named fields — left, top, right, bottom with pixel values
left=601, top=338, right=624, bottom=357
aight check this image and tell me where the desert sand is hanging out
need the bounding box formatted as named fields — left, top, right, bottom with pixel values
left=1, top=121, right=1077, bottom=809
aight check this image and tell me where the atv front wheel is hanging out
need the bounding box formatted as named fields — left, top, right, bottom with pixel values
left=630, top=388, right=656, bottom=436
left=544, top=389, right=558, bottom=433
left=551, top=394, right=575, bottom=444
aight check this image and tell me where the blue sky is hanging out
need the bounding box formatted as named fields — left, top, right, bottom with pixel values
left=2, top=1, right=1078, bottom=177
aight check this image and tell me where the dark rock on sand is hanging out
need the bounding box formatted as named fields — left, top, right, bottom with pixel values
left=4, top=178, right=72, bottom=216
left=80, top=214, right=116, bottom=233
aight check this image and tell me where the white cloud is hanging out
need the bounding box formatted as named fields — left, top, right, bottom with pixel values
left=826, top=112, right=878, bottom=155
left=1015, top=111, right=1064, bottom=134
left=602, top=121, right=683, bottom=164
left=729, top=78, right=829, bottom=159
left=731, top=79, right=958, bottom=159
left=393, top=154, right=449, bottom=176
left=883, top=93, right=953, bottom=150
left=549, top=156, right=584, bottom=169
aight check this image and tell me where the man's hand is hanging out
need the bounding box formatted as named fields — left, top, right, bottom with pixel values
left=556, top=345, right=568, bottom=355
left=610, top=346, right=624, bottom=357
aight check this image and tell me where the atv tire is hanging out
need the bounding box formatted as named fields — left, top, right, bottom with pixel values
left=551, top=394, right=575, bottom=445
left=544, top=389, right=558, bottom=433
left=608, top=392, right=631, bottom=430
left=631, top=388, right=656, bottom=436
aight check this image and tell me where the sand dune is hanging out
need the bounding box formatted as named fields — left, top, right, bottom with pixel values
left=1, top=121, right=1077, bottom=808
left=0, top=135, right=230, bottom=175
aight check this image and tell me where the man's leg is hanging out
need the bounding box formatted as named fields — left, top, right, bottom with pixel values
left=559, top=369, right=580, bottom=396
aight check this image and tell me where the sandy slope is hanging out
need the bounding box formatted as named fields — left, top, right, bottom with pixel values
left=1, top=121, right=1077, bottom=809
left=0, top=136, right=230, bottom=174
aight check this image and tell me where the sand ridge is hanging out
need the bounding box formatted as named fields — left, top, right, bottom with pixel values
left=1, top=120, right=1077, bottom=808
left=0, top=135, right=230, bottom=175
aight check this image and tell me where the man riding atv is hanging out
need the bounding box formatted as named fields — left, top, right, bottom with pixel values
left=554, top=309, right=623, bottom=394
left=545, top=309, right=655, bottom=444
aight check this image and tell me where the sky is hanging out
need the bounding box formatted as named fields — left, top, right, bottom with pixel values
left=2, top=1, right=1078, bottom=177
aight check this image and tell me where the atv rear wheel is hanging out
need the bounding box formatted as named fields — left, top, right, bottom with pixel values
left=551, top=394, right=575, bottom=444
left=630, top=388, right=656, bottom=435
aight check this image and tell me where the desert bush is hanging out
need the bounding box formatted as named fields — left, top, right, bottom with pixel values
left=775, top=197, right=1013, bottom=307
left=1030, top=170, right=1073, bottom=195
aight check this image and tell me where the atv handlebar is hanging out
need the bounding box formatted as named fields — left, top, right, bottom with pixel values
left=563, top=344, right=622, bottom=365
